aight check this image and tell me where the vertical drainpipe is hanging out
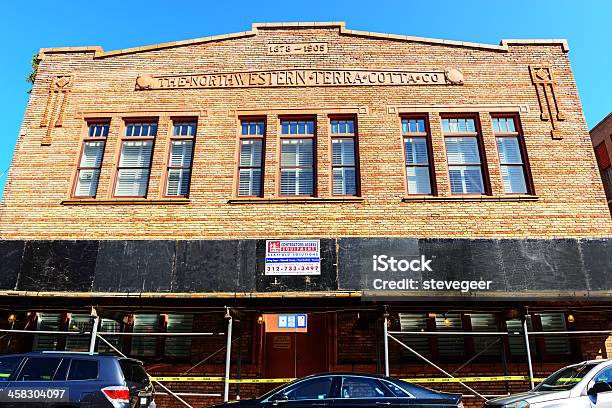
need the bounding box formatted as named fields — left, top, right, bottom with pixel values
left=224, top=308, right=233, bottom=402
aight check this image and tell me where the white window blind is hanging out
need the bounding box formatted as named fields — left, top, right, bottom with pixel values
left=239, top=139, right=263, bottom=196
left=280, top=139, right=314, bottom=196
left=496, top=136, right=527, bottom=194
left=165, top=314, right=194, bottom=359
left=445, top=137, right=484, bottom=194
left=540, top=313, right=571, bottom=355
left=507, top=317, right=536, bottom=356
left=435, top=314, right=465, bottom=357
left=131, top=314, right=159, bottom=357
left=470, top=314, right=500, bottom=356
left=166, top=140, right=193, bottom=197
left=98, top=318, right=122, bottom=353
left=332, top=137, right=357, bottom=195
left=75, top=141, right=105, bottom=197
left=115, top=141, right=153, bottom=197
left=238, top=121, right=265, bottom=197
left=404, top=137, right=431, bottom=194
left=33, top=313, right=64, bottom=351
left=399, top=313, right=430, bottom=357
left=65, top=313, right=93, bottom=352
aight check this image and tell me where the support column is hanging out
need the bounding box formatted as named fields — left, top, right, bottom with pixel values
left=523, top=316, right=535, bottom=389
left=224, top=308, right=234, bottom=402
left=383, top=308, right=390, bottom=377
left=89, top=315, right=99, bottom=354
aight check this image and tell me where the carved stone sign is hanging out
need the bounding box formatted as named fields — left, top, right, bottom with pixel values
left=268, top=42, right=328, bottom=55
left=135, top=68, right=462, bottom=90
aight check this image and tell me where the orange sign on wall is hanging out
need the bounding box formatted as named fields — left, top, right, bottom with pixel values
left=263, top=314, right=308, bottom=333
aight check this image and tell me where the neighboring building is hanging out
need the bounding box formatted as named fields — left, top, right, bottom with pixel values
left=591, top=112, right=612, bottom=214
left=1, top=22, right=612, bottom=408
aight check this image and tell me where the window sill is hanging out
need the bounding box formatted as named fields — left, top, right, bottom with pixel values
left=227, top=197, right=365, bottom=204
left=61, top=198, right=191, bottom=205
left=401, top=195, right=539, bottom=202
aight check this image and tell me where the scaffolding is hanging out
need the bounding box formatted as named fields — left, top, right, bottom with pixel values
left=1, top=306, right=611, bottom=405
left=382, top=309, right=612, bottom=402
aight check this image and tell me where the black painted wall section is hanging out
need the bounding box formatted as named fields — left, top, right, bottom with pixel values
left=0, top=238, right=610, bottom=297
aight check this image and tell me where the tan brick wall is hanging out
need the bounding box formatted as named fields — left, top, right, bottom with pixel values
left=1, top=25, right=610, bottom=239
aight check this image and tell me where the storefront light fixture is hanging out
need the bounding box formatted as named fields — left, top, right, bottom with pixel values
left=257, top=315, right=264, bottom=325
left=7, top=314, right=16, bottom=323
left=567, top=313, right=575, bottom=323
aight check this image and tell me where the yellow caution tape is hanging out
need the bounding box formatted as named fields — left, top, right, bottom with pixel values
left=403, top=376, right=530, bottom=383
left=151, top=375, right=541, bottom=384
left=151, top=376, right=225, bottom=382
left=229, top=378, right=296, bottom=384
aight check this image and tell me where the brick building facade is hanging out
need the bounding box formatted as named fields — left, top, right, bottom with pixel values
left=1, top=22, right=612, bottom=408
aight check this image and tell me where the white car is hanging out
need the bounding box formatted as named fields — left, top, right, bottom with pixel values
left=484, top=359, right=612, bottom=407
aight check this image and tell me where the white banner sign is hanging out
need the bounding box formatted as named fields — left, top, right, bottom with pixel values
left=265, top=240, right=321, bottom=276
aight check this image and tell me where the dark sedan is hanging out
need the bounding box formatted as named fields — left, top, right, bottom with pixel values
left=212, top=373, right=463, bottom=408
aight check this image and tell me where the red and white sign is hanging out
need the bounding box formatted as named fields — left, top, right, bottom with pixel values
left=265, top=240, right=321, bottom=276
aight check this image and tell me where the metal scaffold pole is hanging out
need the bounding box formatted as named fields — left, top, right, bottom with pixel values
left=383, top=307, right=390, bottom=377
left=88, top=308, right=99, bottom=354
left=523, top=314, right=535, bottom=389
left=224, top=307, right=234, bottom=402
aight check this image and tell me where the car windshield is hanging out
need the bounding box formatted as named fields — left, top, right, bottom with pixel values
left=535, top=363, right=599, bottom=392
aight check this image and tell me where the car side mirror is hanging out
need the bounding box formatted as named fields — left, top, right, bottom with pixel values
left=588, top=382, right=612, bottom=396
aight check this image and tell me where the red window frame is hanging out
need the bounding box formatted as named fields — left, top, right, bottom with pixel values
left=72, top=120, right=110, bottom=198
left=330, top=116, right=360, bottom=197
left=401, top=115, right=436, bottom=196
left=113, top=119, right=158, bottom=198
left=278, top=116, right=317, bottom=197
left=237, top=117, right=266, bottom=197
left=164, top=119, right=197, bottom=198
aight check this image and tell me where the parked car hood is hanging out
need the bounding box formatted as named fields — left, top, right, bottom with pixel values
left=486, top=390, right=572, bottom=405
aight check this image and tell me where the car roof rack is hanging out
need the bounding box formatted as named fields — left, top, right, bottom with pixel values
left=41, top=351, right=99, bottom=355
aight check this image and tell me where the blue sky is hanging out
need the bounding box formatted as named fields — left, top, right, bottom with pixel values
left=1, top=0, right=610, bottom=199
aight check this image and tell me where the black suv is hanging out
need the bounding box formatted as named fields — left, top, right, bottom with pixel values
left=0, top=352, right=155, bottom=407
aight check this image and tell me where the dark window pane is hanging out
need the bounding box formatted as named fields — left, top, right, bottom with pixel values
left=385, top=381, right=410, bottom=397
left=68, top=360, right=98, bottom=380
left=17, top=358, right=62, bottom=381
left=285, top=377, right=333, bottom=400
left=340, top=377, right=391, bottom=398
left=131, top=314, right=160, bottom=357
left=0, top=357, right=22, bottom=381
left=54, top=359, right=70, bottom=381
left=120, top=360, right=149, bottom=384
